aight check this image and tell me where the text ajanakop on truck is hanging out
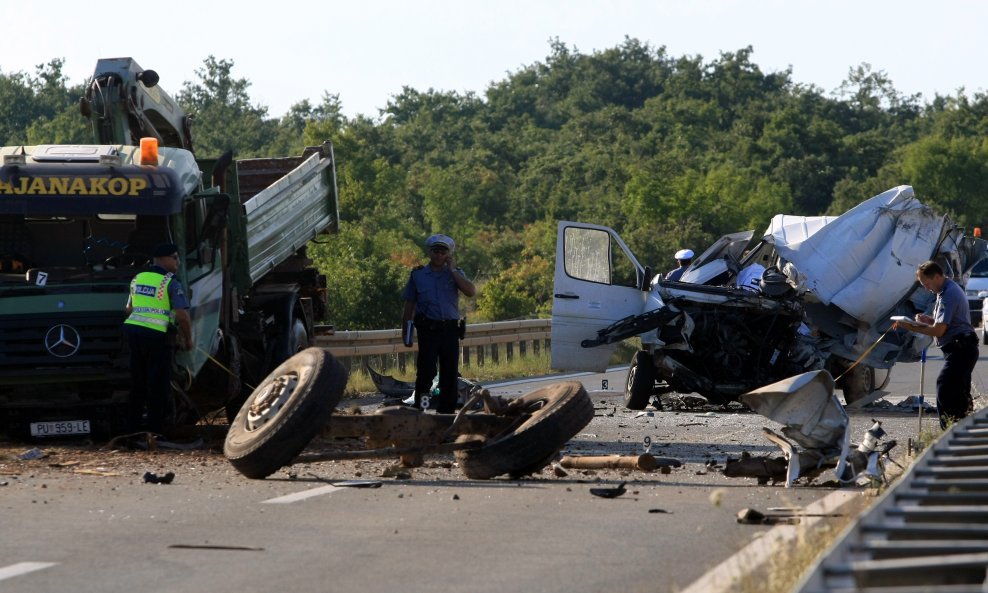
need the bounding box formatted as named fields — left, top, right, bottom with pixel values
left=551, top=186, right=987, bottom=408
left=0, top=58, right=339, bottom=439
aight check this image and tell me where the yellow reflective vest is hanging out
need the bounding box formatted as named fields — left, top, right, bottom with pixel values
left=124, top=271, right=175, bottom=332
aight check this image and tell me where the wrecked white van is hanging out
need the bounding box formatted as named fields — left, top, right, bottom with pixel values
left=551, top=185, right=986, bottom=407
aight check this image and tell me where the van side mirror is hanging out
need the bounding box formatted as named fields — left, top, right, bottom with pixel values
left=640, top=266, right=652, bottom=290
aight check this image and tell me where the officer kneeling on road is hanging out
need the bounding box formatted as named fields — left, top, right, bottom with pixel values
left=123, top=242, right=192, bottom=435
left=401, top=234, right=476, bottom=413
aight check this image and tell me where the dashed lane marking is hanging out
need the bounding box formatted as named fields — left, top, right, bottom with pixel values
left=261, top=484, right=342, bottom=504
left=0, top=562, right=58, bottom=582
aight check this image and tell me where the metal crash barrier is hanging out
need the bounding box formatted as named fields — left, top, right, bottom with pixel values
left=313, top=319, right=551, bottom=372
left=796, top=407, right=988, bottom=592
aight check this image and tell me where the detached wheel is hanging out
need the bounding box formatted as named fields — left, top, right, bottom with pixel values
left=455, top=381, right=594, bottom=479
left=224, top=347, right=348, bottom=479
left=624, top=350, right=656, bottom=410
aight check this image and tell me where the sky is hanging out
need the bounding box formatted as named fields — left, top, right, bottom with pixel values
left=3, top=0, right=987, bottom=120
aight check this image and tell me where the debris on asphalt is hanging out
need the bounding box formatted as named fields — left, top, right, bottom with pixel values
left=589, top=481, right=627, bottom=499
left=169, top=544, right=263, bottom=551
left=48, top=460, right=81, bottom=468
left=648, top=508, right=669, bottom=514
left=560, top=454, right=683, bottom=472
left=896, top=395, right=936, bottom=412
left=18, top=448, right=45, bottom=460
left=736, top=507, right=801, bottom=525
left=72, top=468, right=120, bottom=477
left=331, top=480, right=383, bottom=488
left=381, top=465, right=411, bottom=479
left=561, top=454, right=659, bottom=471
left=143, top=471, right=175, bottom=484
left=551, top=463, right=568, bottom=477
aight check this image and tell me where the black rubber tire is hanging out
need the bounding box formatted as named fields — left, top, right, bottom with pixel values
left=983, top=329, right=987, bottom=346
left=624, top=350, right=656, bottom=410
left=455, top=381, right=594, bottom=479
left=840, top=362, right=875, bottom=405
left=224, top=347, right=347, bottom=479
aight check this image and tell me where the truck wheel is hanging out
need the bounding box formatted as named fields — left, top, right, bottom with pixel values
left=455, top=381, right=594, bottom=479
left=224, top=347, right=348, bottom=479
left=624, top=350, right=656, bottom=410
left=840, top=363, right=875, bottom=405
left=290, top=318, right=310, bottom=353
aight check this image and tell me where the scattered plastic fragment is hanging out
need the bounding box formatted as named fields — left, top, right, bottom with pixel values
left=589, top=481, right=627, bottom=499
left=18, top=448, right=45, bottom=460
left=143, top=471, right=175, bottom=484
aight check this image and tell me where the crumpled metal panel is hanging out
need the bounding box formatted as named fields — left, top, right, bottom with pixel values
left=740, top=370, right=848, bottom=451
left=767, top=185, right=945, bottom=325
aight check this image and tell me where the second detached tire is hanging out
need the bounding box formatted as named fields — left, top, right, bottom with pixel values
left=455, top=381, right=594, bottom=479
left=224, top=347, right=348, bottom=479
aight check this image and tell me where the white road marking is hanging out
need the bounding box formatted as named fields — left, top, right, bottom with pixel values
left=678, top=490, right=858, bottom=593
left=0, top=562, right=57, bottom=581
left=261, top=484, right=341, bottom=504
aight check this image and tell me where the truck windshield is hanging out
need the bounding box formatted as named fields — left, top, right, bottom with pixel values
left=0, top=214, right=169, bottom=277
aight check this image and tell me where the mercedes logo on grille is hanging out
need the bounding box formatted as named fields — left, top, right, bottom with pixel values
left=44, top=324, right=81, bottom=358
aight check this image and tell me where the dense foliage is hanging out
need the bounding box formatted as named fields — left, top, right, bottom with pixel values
left=3, top=40, right=988, bottom=329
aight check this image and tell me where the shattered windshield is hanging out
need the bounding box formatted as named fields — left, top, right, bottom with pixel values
left=563, top=226, right=638, bottom=288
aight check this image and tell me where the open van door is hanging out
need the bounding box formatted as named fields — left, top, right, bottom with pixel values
left=551, top=221, right=648, bottom=372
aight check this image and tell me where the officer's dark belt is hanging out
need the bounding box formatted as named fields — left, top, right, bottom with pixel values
left=414, top=316, right=458, bottom=331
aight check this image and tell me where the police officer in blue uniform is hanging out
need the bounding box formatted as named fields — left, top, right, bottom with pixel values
left=666, top=248, right=694, bottom=282
left=896, top=261, right=979, bottom=428
left=123, top=242, right=192, bottom=434
left=401, top=234, right=476, bottom=413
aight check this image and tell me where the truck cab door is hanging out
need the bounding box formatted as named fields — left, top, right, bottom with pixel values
left=551, top=221, right=648, bottom=372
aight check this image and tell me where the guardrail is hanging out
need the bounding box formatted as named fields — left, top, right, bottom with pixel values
left=313, top=319, right=551, bottom=372
left=795, top=408, right=988, bottom=592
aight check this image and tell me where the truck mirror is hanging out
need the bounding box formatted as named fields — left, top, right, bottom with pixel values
left=200, top=194, right=230, bottom=242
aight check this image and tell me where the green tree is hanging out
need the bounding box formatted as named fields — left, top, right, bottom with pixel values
left=177, top=56, right=272, bottom=158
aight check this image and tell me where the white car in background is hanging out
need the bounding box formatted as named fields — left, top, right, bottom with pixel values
left=982, top=293, right=988, bottom=345
left=966, top=257, right=988, bottom=326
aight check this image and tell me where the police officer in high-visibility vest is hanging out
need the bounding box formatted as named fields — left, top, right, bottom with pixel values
left=123, top=242, right=192, bottom=434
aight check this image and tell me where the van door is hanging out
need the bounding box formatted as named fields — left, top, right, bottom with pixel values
left=551, top=221, right=647, bottom=372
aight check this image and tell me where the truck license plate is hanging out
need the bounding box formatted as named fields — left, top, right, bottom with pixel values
left=30, top=420, right=91, bottom=437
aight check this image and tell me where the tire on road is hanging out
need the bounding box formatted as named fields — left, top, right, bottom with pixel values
left=455, top=381, right=594, bottom=479
left=224, top=347, right=347, bottom=479
left=624, top=350, right=655, bottom=410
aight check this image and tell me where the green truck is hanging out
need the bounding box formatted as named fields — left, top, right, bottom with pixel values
left=0, top=58, right=339, bottom=439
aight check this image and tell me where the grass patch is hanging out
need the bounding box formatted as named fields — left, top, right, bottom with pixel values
left=739, top=510, right=857, bottom=593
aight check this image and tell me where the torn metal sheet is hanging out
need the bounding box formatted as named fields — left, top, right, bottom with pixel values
left=740, top=370, right=847, bottom=451
left=740, top=370, right=850, bottom=487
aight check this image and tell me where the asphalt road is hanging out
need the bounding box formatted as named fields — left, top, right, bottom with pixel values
left=1, top=337, right=986, bottom=593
